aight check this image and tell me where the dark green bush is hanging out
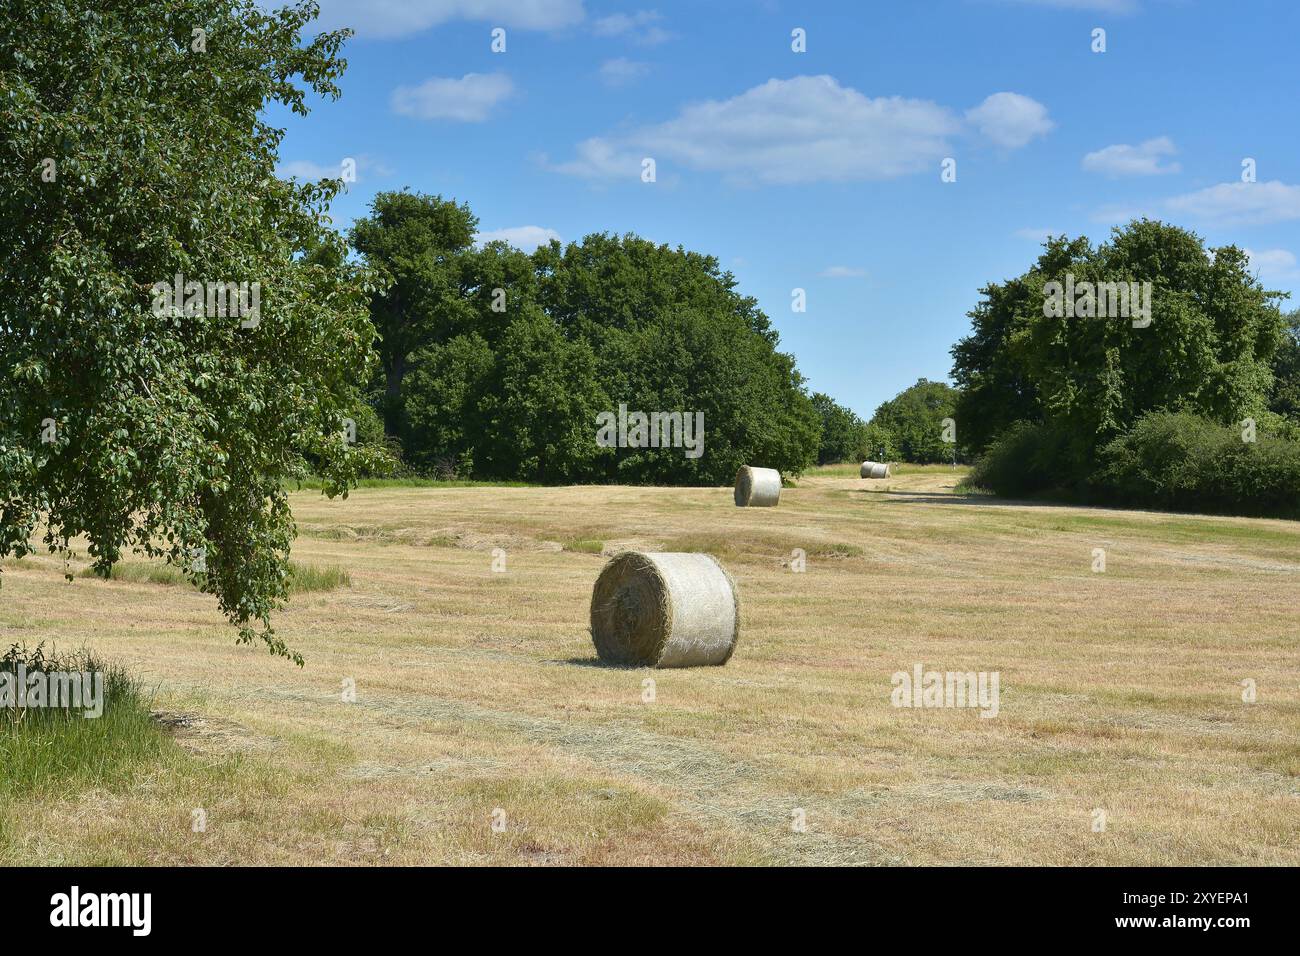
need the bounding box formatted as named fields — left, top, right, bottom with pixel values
left=1093, top=411, right=1300, bottom=518
left=971, top=412, right=1300, bottom=517
left=966, top=421, right=1076, bottom=498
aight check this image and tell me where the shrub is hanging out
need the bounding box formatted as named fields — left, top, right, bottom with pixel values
left=1093, top=411, right=1300, bottom=518
left=966, top=421, right=1075, bottom=498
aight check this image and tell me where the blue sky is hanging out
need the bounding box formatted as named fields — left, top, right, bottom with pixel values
left=271, top=0, right=1300, bottom=419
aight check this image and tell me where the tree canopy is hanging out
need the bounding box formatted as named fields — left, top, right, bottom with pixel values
left=0, top=0, right=379, bottom=661
left=869, top=378, right=960, bottom=464
left=811, top=392, right=869, bottom=464
left=348, top=192, right=479, bottom=435
left=951, top=220, right=1287, bottom=467
left=356, top=215, right=821, bottom=484
left=1268, top=309, right=1300, bottom=421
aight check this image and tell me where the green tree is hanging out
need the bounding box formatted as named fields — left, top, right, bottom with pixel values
left=860, top=422, right=898, bottom=463
left=811, top=392, right=868, bottom=464
left=403, top=333, right=496, bottom=476
left=534, top=232, right=779, bottom=346
left=950, top=251, right=1065, bottom=454
left=0, top=0, right=379, bottom=660
left=532, top=234, right=819, bottom=484
left=1269, top=308, right=1300, bottom=421
left=349, top=191, right=478, bottom=434
left=391, top=229, right=820, bottom=484
left=870, top=379, right=960, bottom=463
left=475, top=312, right=609, bottom=482
left=952, top=221, right=1286, bottom=473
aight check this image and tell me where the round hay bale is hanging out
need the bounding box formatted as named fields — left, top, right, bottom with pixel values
left=734, top=465, right=781, bottom=507
left=860, top=460, right=890, bottom=479
left=589, top=552, right=740, bottom=667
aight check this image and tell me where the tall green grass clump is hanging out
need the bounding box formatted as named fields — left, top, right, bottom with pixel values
left=0, top=644, right=166, bottom=801
left=81, top=560, right=351, bottom=593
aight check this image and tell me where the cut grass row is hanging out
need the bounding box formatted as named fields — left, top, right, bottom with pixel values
left=77, top=559, right=350, bottom=593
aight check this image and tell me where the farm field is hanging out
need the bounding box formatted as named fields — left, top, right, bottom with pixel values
left=1, top=464, right=1297, bottom=866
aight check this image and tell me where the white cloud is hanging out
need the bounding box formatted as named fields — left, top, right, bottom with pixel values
left=391, top=73, right=514, bottom=122
left=592, top=9, right=671, bottom=45
left=278, top=159, right=341, bottom=180
left=1082, top=137, right=1179, bottom=177
left=313, top=0, right=584, bottom=39
left=551, top=138, right=638, bottom=179
left=599, top=57, right=651, bottom=87
left=1014, top=227, right=1061, bottom=241
left=818, top=266, right=867, bottom=278
left=1245, top=248, right=1300, bottom=282
left=277, top=155, right=393, bottom=182
left=475, top=225, right=562, bottom=251
left=965, top=92, right=1054, bottom=149
left=551, top=78, right=1050, bottom=184
left=551, top=75, right=964, bottom=184
left=1166, top=181, right=1300, bottom=226
left=1091, top=180, right=1300, bottom=227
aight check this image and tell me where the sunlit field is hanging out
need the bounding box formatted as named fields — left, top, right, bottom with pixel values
left=1, top=464, right=1296, bottom=865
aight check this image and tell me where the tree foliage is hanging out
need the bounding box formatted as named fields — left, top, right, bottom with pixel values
left=869, top=378, right=960, bottom=464
left=811, top=392, right=869, bottom=464
left=1268, top=308, right=1300, bottom=421
left=348, top=191, right=479, bottom=435
left=0, top=0, right=379, bottom=660
left=952, top=221, right=1286, bottom=472
left=363, top=226, right=821, bottom=484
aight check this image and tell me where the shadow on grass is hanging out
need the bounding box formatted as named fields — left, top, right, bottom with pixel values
left=544, top=656, right=646, bottom=670
left=873, top=491, right=1075, bottom=509
left=875, top=489, right=1300, bottom=522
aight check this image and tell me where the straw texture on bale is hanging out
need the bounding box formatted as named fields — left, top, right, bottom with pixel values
left=589, top=551, right=740, bottom=668
left=734, top=465, right=781, bottom=507
left=860, top=461, right=891, bottom=479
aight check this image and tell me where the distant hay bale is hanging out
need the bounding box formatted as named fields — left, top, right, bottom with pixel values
left=860, top=461, right=891, bottom=479
left=589, top=552, right=740, bottom=667
left=734, top=466, right=781, bottom=507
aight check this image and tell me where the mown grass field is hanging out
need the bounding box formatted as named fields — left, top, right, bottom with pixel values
left=0, top=463, right=1296, bottom=865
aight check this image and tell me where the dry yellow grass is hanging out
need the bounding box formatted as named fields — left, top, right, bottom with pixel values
left=1, top=463, right=1297, bottom=865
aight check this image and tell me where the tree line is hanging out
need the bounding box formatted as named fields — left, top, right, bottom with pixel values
left=949, top=219, right=1300, bottom=516
left=343, top=191, right=822, bottom=485
left=342, top=191, right=979, bottom=480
